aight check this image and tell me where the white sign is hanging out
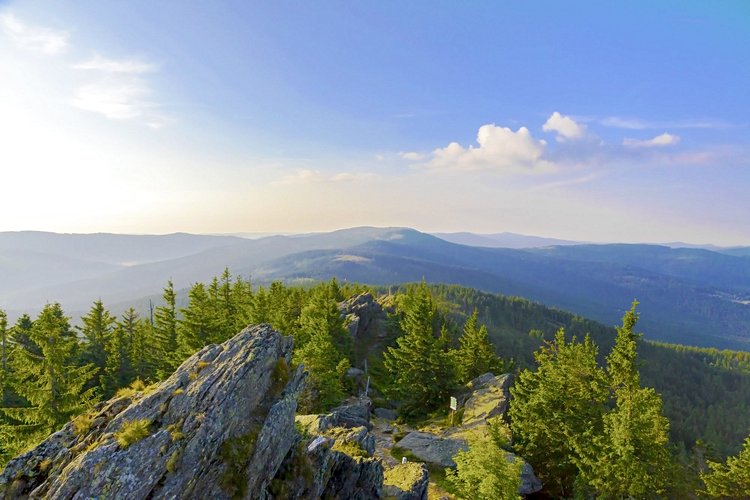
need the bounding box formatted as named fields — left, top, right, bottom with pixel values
left=449, top=396, right=457, bottom=411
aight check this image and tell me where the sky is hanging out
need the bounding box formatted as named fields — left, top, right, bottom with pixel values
left=1, top=1, right=749, bottom=245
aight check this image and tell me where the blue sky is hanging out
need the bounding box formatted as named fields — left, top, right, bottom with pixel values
left=1, top=1, right=749, bottom=244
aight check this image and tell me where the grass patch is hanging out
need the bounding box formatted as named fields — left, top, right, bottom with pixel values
left=115, top=419, right=151, bottom=449
left=167, top=422, right=184, bottom=441
left=166, top=449, right=181, bottom=473
left=173, top=388, right=185, bottom=396
left=331, top=439, right=368, bottom=458
left=271, top=358, right=290, bottom=394
left=196, top=360, right=211, bottom=372
left=38, top=458, right=52, bottom=473
left=384, top=462, right=424, bottom=491
left=219, top=429, right=260, bottom=499
left=72, top=412, right=94, bottom=437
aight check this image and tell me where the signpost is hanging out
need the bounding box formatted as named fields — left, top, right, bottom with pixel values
left=449, top=396, right=457, bottom=426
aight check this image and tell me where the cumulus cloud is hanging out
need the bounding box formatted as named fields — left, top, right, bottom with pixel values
left=543, top=112, right=587, bottom=141
left=0, top=12, right=69, bottom=54
left=422, top=124, right=553, bottom=174
left=399, top=151, right=427, bottom=161
left=623, top=133, right=680, bottom=148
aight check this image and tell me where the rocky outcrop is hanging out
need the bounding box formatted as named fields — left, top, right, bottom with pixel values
left=0, top=325, right=383, bottom=500
left=280, top=400, right=383, bottom=498
left=383, top=462, right=429, bottom=500
left=338, top=292, right=384, bottom=340
left=460, top=373, right=513, bottom=427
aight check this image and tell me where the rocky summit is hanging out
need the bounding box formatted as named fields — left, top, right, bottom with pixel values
left=0, top=325, right=382, bottom=499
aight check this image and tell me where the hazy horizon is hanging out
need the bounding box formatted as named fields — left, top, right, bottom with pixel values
left=0, top=225, right=744, bottom=249
left=2, top=2, right=749, bottom=245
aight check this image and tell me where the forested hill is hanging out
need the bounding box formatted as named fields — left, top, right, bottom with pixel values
left=2, top=227, right=750, bottom=351
left=423, top=285, right=750, bottom=457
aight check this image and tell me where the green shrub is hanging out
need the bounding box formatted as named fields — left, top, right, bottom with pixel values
left=219, top=429, right=260, bottom=499
left=72, top=412, right=94, bottom=437
left=115, top=419, right=151, bottom=449
left=271, top=358, right=290, bottom=394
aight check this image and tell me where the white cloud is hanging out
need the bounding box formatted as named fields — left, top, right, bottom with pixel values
left=331, top=172, right=376, bottom=182
left=72, top=55, right=161, bottom=122
left=601, top=116, right=730, bottom=130
left=274, top=169, right=323, bottom=185
left=399, top=151, right=426, bottom=161
left=0, top=12, right=69, bottom=55
left=422, top=124, right=553, bottom=174
left=73, top=55, right=156, bottom=74
left=72, top=79, right=154, bottom=120
left=623, top=133, right=680, bottom=148
left=542, top=111, right=586, bottom=141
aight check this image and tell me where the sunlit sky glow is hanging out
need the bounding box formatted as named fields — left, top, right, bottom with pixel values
left=1, top=1, right=749, bottom=244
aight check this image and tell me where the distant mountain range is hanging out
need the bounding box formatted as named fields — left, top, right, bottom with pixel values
left=1, top=228, right=750, bottom=350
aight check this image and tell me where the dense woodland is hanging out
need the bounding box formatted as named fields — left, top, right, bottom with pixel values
left=0, top=271, right=749, bottom=497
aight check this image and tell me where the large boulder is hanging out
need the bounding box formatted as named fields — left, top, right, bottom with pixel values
left=517, top=456, right=543, bottom=495
left=0, top=325, right=383, bottom=500
left=383, top=462, right=429, bottom=500
left=298, top=398, right=372, bottom=432
left=394, top=431, right=468, bottom=468
left=460, top=373, right=513, bottom=426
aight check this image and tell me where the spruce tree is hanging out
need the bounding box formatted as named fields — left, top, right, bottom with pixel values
left=583, top=301, right=673, bottom=497
left=509, top=329, right=609, bottom=497
left=456, top=309, right=505, bottom=383
left=230, top=275, right=254, bottom=332
left=448, top=419, right=523, bottom=500
left=104, top=308, right=139, bottom=395
left=178, top=282, right=218, bottom=358
left=2, top=304, right=97, bottom=454
left=701, top=435, right=750, bottom=497
left=129, top=310, right=154, bottom=383
left=78, top=299, right=116, bottom=389
left=153, top=280, right=180, bottom=378
left=384, top=282, right=454, bottom=417
left=0, top=310, right=11, bottom=406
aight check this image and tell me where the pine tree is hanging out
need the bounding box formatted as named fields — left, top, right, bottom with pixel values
left=0, top=310, right=11, bottom=406
left=583, top=301, right=673, bottom=497
left=129, top=310, right=154, bottom=383
left=294, top=281, right=352, bottom=412
left=1, top=304, right=97, bottom=454
left=384, top=282, right=455, bottom=417
left=448, top=419, right=523, bottom=500
left=701, top=435, right=750, bottom=497
left=103, top=308, right=139, bottom=396
left=10, top=314, right=36, bottom=355
left=230, top=275, right=254, bottom=332
left=509, top=329, right=609, bottom=497
left=298, top=281, right=350, bottom=356
left=178, top=282, right=219, bottom=358
left=153, top=280, right=180, bottom=378
left=456, top=309, right=505, bottom=383
left=294, top=329, right=347, bottom=412
left=78, top=300, right=116, bottom=389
